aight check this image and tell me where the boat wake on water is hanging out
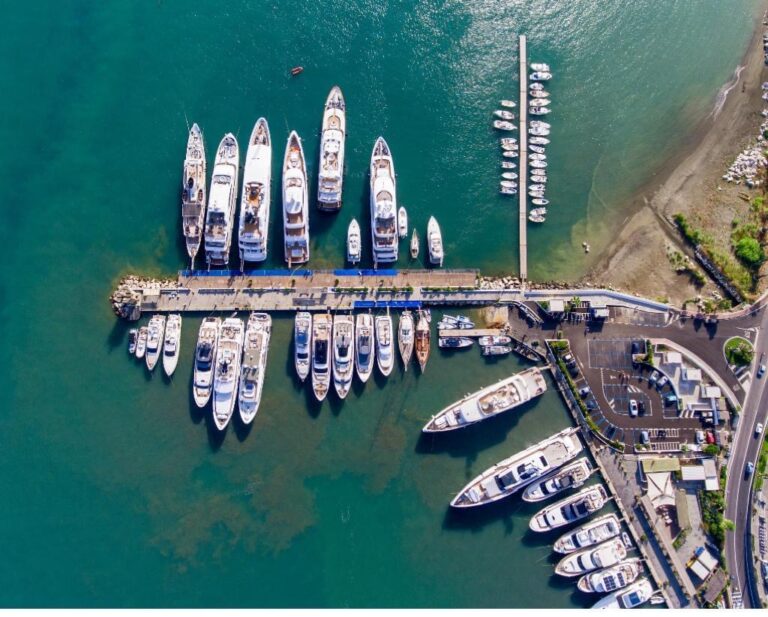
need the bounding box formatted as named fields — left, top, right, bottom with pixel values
left=711, top=63, right=745, bottom=119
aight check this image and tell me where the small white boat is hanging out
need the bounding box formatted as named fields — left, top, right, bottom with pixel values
left=145, top=315, right=166, bottom=372
left=500, top=181, right=517, bottom=189
left=478, top=334, right=511, bottom=346
left=500, top=188, right=518, bottom=195
left=529, top=127, right=550, bottom=137
left=530, top=90, right=550, bottom=98
left=501, top=161, right=517, bottom=169
left=502, top=151, right=519, bottom=159
left=528, top=212, right=546, bottom=224
left=529, top=98, right=551, bottom=107
left=398, top=310, right=415, bottom=369
left=501, top=172, right=518, bottom=180
left=437, top=314, right=474, bottom=329
left=529, top=145, right=546, bottom=154
left=530, top=174, right=548, bottom=183
left=162, top=314, right=182, bottom=377
left=481, top=345, right=513, bottom=356
left=135, top=327, right=148, bottom=359
left=529, top=207, right=547, bottom=219
left=493, top=120, right=517, bottom=131
left=592, top=579, right=654, bottom=609
left=501, top=137, right=518, bottom=146
left=530, top=71, right=552, bottom=81
left=530, top=107, right=551, bottom=116
left=530, top=62, right=550, bottom=72
left=410, top=228, right=419, bottom=259
left=530, top=121, right=551, bottom=129
left=294, top=312, right=312, bottom=382
left=181, top=123, right=207, bottom=265
left=522, top=457, right=592, bottom=502
left=553, top=514, right=622, bottom=554
left=347, top=219, right=361, bottom=264
left=530, top=161, right=548, bottom=169
left=529, top=183, right=546, bottom=191
left=355, top=313, right=375, bottom=383
left=427, top=216, right=444, bottom=267
left=128, top=329, right=138, bottom=355
left=398, top=206, right=408, bottom=238
left=529, top=154, right=546, bottom=161
left=529, top=485, right=608, bottom=532
left=500, top=99, right=516, bottom=108
left=577, top=558, right=643, bottom=594
left=530, top=82, right=544, bottom=91
left=529, top=136, right=550, bottom=145
left=501, top=142, right=519, bottom=151
left=494, top=110, right=515, bottom=121
left=193, top=317, right=220, bottom=407
left=332, top=313, right=355, bottom=399
left=438, top=337, right=474, bottom=349
left=532, top=198, right=549, bottom=206
left=375, top=314, right=394, bottom=377
left=555, top=538, right=627, bottom=577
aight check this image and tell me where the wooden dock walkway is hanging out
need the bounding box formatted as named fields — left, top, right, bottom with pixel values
left=518, top=35, right=528, bottom=281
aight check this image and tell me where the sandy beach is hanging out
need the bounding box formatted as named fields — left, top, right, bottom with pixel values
left=585, top=2, right=768, bottom=306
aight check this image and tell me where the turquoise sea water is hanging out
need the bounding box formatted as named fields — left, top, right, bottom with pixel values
left=0, top=0, right=763, bottom=607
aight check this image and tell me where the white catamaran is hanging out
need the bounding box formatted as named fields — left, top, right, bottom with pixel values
left=238, top=118, right=271, bottom=265
left=181, top=123, right=207, bottom=266
left=317, top=86, right=346, bottom=211
left=369, top=137, right=398, bottom=266
left=238, top=312, right=272, bottom=424
left=204, top=134, right=240, bottom=268
left=283, top=131, right=310, bottom=266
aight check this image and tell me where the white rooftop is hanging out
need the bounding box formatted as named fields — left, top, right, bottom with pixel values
left=683, top=368, right=702, bottom=382
left=665, top=351, right=683, bottom=365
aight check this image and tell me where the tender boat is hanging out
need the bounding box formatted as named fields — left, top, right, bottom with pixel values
left=375, top=314, right=394, bottom=377
left=238, top=312, right=272, bottom=424
left=501, top=172, right=518, bottom=180
left=450, top=427, right=582, bottom=507
left=577, top=559, right=643, bottom=594
left=332, top=313, right=355, bottom=399
left=529, top=127, right=550, bottom=137
left=425, top=368, right=548, bottom=433
left=135, top=326, right=148, bottom=359
left=181, top=123, right=207, bottom=265
left=529, top=212, right=546, bottom=224
left=398, top=310, right=415, bottom=369
left=193, top=317, right=220, bottom=407
left=347, top=219, right=361, bottom=264
left=502, top=151, right=519, bottom=158
left=355, top=313, right=375, bottom=383
left=427, top=216, right=444, bottom=266
left=530, top=107, right=551, bottom=116
left=238, top=118, right=271, bottom=264
left=529, top=485, right=608, bottom=532
left=553, top=514, right=622, bottom=554
left=478, top=334, right=512, bottom=346
left=204, top=134, right=239, bottom=267
left=283, top=131, right=310, bottom=266
left=410, top=228, right=419, bottom=259
left=529, top=145, right=547, bottom=154
left=501, top=137, right=518, bottom=146
left=317, top=86, right=346, bottom=211
left=438, top=336, right=474, bottom=349
left=481, top=345, right=513, bottom=356
left=162, top=314, right=182, bottom=377
left=530, top=161, right=548, bottom=169
left=294, top=312, right=312, bottom=382
left=530, top=71, right=552, bottom=81
left=369, top=137, right=399, bottom=265
left=311, top=313, right=332, bottom=401
left=530, top=62, right=550, bottom=72
left=494, top=110, right=515, bottom=120
left=592, top=579, right=654, bottom=609
left=437, top=314, right=474, bottom=329
left=529, top=97, right=551, bottom=106
left=501, top=188, right=518, bottom=195
left=500, top=99, right=516, bottom=108
left=501, top=161, right=517, bottom=169
left=212, top=317, right=245, bottom=430
left=493, top=120, right=516, bottom=131
left=398, top=206, right=408, bottom=239
left=500, top=181, right=517, bottom=189
left=290, top=66, right=304, bottom=76
left=556, top=538, right=627, bottom=577
left=501, top=142, right=519, bottom=151
left=522, top=458, right=592, bottom=502
left=415, top=310, right=430, bottom=372
left=532, top=198, right=549, bottom=207
left=145, top=315, right=166, bottom=371
left=531, top=121, right=551, bottom=129
left=529, top=136, right=550, bottom=145
left=128, top=329, right=138, bottom=355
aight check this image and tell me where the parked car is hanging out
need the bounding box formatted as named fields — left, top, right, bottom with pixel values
left=578, top=386, right=591, bottom=398
left=629, top=399, right=638, bottom=417
left=695, top=430, right=705, bottom=445
left=746, top=461, right=755, bottom=476
left=649, top=370, right=660, bottom=385
left=631, top=341, right=642, bottom=355
left=758, top=364, right=766, bottom=378
left=640, top=430, right=650, bottom=445
left=705, top=431, right=716, bottom=445
left=756, top=422, right=764, bottom=437
left=563, top=353, right=575, bottom=365
left=656, top=375, right=669, bottom=389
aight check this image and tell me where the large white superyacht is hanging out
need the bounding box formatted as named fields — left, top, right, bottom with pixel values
left=423, top=367, right=547, bottom=433
left=450, top=427, right=582, bottom=508
left=162, top=314, right=182, bottom=377
left=369, top=137, right=398, bottom=265
left=238, top=118, right=271, bottom=265
left=317, top=86, right=346, bottom=211
left=212, top=316, right=245, bottom=430
left=193, top=317, right=220, bottom=408
left=282, top=131, right=310, bottom=266
left=204, top=134, right=240, bottom=267
left=332, top=313, right=355, bottom=399
left=181, top=123, right=207, bottom=265
left=238, top=312, right=272, bottom=424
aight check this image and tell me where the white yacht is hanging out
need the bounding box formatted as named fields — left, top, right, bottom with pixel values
left=530, top=136, right=550, bottom=145
left=238, top=313, right=272, bottom=424
left=450, top=427, right=582, bottom=508
left=577, top=559, right=642, bottom=594
left=145, top=315, right=166, bottom=371
left=529, top=485, right=608, bottom=532
left=494, top=110, right=515, bottom=120
left=398, top=310, right=415, bottom=369
left=212, top=317, right=245, bottom=431
left=530, top=62, right=550, bottom=72
left=500, top=99, right=516, bottom=108
left=283, top=131, right=310, bottom=266
left=556, top=538, right=627, bottom=577
left=294, top=312, right=312, bottom=382
left=592, top=579, right=653, bottom=609
left=522, top=458, right=592, bottom=502
left=530, top=71, right=552, bottom=81
left=410, top=229, right=419, bottom=259
left=493, top=120, right=516, bottom=131
left=332, top=313, right=355, bottom=399
left=424, top=368, right=548, bottom=433
left=375, top=314, right=394, bottom=377
left=204, top=134, right=239, bottom=267
left=501, top=172, right=518, bottom=181
left=128, top=329, right=138, bottom=355
left=369, top=137, right=399, bottom=265
left=501, top=161, right=517, bottom=169
left=311, top=313, right=332, bottom=402
left=162, top=314, right=182, bottom=377
left=439, top=336, right=473, bottom=349
left=181, top=123, right=207, bottom=265
left=355, top=313, right=374, bottom=383
left=398, top=206, right=408, bottom=239
left=238, top=118, right=271, bottom=264
left=530, top=107, right=551, bottom=116
left=317, top=86, right=346, bottom=211
left=193, top=317, right=220, bottom=408
left=347, top=219, right=361, bottom=264
left=553, top=513, right=622, bottom=554
left=427, top=216, right=444, bottom=266
left=135, top=326, right=148, bottom=359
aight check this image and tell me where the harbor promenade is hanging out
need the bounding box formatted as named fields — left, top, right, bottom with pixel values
left=518, top=34, right=528, bottom=281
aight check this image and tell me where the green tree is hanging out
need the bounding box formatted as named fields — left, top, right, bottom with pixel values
left=734, top=237, right=764, bottom=267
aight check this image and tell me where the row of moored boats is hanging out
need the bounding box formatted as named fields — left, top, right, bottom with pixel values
left=436, top=314, right=516, bottom=356
left=181, top=86, right=444, bottom=269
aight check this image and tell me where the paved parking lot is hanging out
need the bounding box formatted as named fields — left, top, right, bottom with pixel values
left=588, top=339, right=636, bottom=370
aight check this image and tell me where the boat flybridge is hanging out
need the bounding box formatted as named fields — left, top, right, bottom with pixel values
left=193, top=317, right=221, bottom=407
left=577, top=558, right=642, bottom=594
left=553, top=513, right=622, bottom=554
left=529, top=485, right=608, bottom=532
left=238, top=312, right=272, bottom=424
left=369, top=137, right=399, bottom=266
left=238, top=118, right=271, bottom=265
left=145, top=315, right=166, bottom=372
left=355, top=313, right=375, bottom=383
left=317, top=86, right=346, bottom=212
left=450, top=427, right=583, bottom=508
left=332, top=313, right=355, bottom=399
left=311, top=313, right=332, bottom=401
left=212, top=316, right=245, bottom=431
left=592, top=579, right=654, bottom=609
left=162, top=314, right=182, bottom=377
left=424, top=368, right=547, bottom=433
left=181, top=123, right=207, bottom=266
left=283, top=131, right=310, bottom=266
left=205, top=134, right=240, bottom=268
left=294, top=312, right=312, bottom=382
left=555, top=538, right=627, bottom=577
left=375, top=314, right=394, bottom=377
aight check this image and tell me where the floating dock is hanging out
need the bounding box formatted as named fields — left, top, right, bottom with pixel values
left=518, top=34, right=528, bottom=282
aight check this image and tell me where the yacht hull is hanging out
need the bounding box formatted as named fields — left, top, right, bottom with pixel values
left=238, top=118, right=271, bottom=264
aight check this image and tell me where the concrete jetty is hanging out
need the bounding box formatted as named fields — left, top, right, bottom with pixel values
left=519, top=34, right=528, bottom=281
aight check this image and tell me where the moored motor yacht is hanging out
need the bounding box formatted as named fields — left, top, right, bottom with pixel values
left=238, top=312, right=272, bottom=424
left=577, top=558, right=642, bottom=593
left=204, top=134, right=239, bottom=267
left=529, top=98, right=551, bottom=107
left=438, top=336, right=474, bottom=349
left=347, top=219, right=361, bottom=264
left=181, top=123, right=207, bottom=265
left=145, top=315, right=166, bottom=371
left=128, top=329, right=138, bottom=355
left=283, top=131, right=310, bottom=266
left=530, top=107, right=551, bottom=116
left=529, top=211, right=546, bottom=224
left=481, top=345, right=513, bottom=356
left=500, top=181, right=517, bottom=189
left=294, top=312, right=312, bottom=382
left=555, top=538, right=627, bottom=577
left=502, top=172, right=518, bottom=180
left=530, top=62, right=550, bottom=72
left=238, top=118, right=271, bottom=264
left=478, top=334, right=512, bottom=346
left=317, top=86, right=346, bottom=211
left=398, top=310, right=415, bottom=369
left=500, top=99, right=516, bottom=108
left=522, top=457, right=592, bottom=502
left=592, top=579, right=654, bottom=609
left=501, top=187, right=518, bottom=195
left=503, top=150, right=519, bottom=158
left=369, top=137, right=399, bottom=265
left=501, top=161, right=517, bottom=169
left=332, top=313, right=355, bottom=399
left=410, top=228, right=419, bottom=259
left=375, top=314, right=394, bottom=377
left=493, top=120, right=517, bottom=131
left=193, top=317, right=220, bottom=407
left=398, top=206, right=408, bottom=239
left=311, top=313, right=332, bottom=401
left=553, top=513, right=622, bottom=554
left=437, top=314, right=474, bottom=329
left=529, top=136, right=550, bottom=145
left=415, top=309, right=430, bottom=372
left=135, top=326, right=148, bottom=359
left=162, top=314, right=182, bottom=377
left=530, top=82, right=544, bottom=91
left=212, top=316, right=245, bottom=430
left=530, top=89, right=550, bottom=98
left=355, top=313, right=374, bottom=383
left=530, top=485, right=609, bottom=532
left=530, top=71, right=552, bottom=81
left=427, top=216, right=444, bottom=266
left=494, top=110, right=515, bottom=120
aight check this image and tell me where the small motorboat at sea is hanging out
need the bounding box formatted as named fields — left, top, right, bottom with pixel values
left=529, top=127, right=550, bottom=137
left=501, top=137, right=517, bottom=146
left=128, top=329, right=138, bottom=355
left=193, top=317, right=220, bottom=407
left=522, top=457, right=592, bottom=502
left=145, top=315, right=166, bottom=372
left=162, top=314, right=182, bottom=377
left=577, top=558, right=643, bottom=594
left=530, top=71, right=552, bottom=81
left=427, top=216, right=444, bottom=267
left=500, top=181, right=517, bottom=189
left=135, top=326, right=148, bottom=359
left=530, top=62, right=550, bottom=72
left=530, top=82, right=544, bottom=91
left=290, top=66, right=304, bottom=76
left=529, top=211, right=546, bottom=224
left=437, top=314, right=474, bottom=329
left=501, top=142, right=518, bottom=152
left=530, top=89, right=551, bottom=99
left=529, top=98, right=551, bottom=107
left=481, top=345, right=513, bottom=356
left=500, top=187, right=517, bottom=195
left=398, top=206, right=408, bottom=239
left=592, top=579, right=654, bottom=609
left=501, top=172, right=518, bottom=180
left=529, top=154, right=546, bottom=161
left=502, top=151, right=519, bottom=158
left=555, top=538, right=627, bottom=577
left=532, top=198, right=549, bottom=207
left=501, top=161, right=517, bottom=169
left=529, top=145, right=546, bottom=154
left=375, top=314, right=394, bottom=377
left=415, top=310, right=431, bottom=372
left=438, top=336, right=474, bottom=349
left=530, top=107, right=551, bottom=116
left=529, top=136, right=550, bottom=145
left=500, top=99, right=516, bottom=108
left=529, top=485, right=608, bottom=532
left=494, top=110, right=515, bottom=121
left=347, top=219, right=361, bottom=264
left=529, top=183, right=546, bottom=191
left=355, top=313, right=375, bottom=383
left=530, top=120, right=551, bottom=129
left=530, top=161, right=548, bottom=169
left=294, top=312, right=312, bottom=382
left=410, top=228, right=419, bottom=259
left=478, top=334, right=511, bottom=346
left=398, top=310, right=415, bottom=369
left=553, top=513, right=622, bottom=554
left=493, top=120, right=517, bottom=131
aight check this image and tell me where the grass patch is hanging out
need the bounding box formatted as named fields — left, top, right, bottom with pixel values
left=724, top=336, right=754, bottom=367
left=756, top=434, right=768, bottom=491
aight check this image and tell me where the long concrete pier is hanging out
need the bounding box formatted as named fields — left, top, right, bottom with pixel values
left=518, top=35, right=528, bottom=281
